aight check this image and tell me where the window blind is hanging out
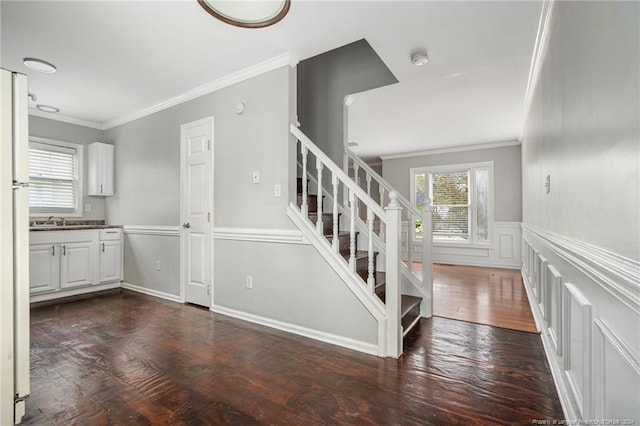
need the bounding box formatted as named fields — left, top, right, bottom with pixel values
left=430, top=170, right=469, bottom=240
left=29, top=143, right=77, bottom=211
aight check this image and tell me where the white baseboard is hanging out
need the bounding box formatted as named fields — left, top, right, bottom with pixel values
left=30, top=281, right=121, bottom=303
left=121, top=282, right=182, bottom=303
left=211, top=303, right=379, bottom=356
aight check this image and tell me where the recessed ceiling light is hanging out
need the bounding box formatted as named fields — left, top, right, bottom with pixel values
left=23, top=58, right=57, bottom=73
left=411, top=52, right=429, bottom=67
left=36, top=104, right=60, bottom=113
left=197, top=0, right=290, bottom=28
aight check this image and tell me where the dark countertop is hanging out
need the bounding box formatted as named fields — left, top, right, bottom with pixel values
left=30, top=224, right=123, bottom=232
left=29, top=219, right=123, bottom=232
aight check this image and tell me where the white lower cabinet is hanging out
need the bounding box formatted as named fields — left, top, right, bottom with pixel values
left=99, top=239, right=122, bottom=283
left=29, top=228, right=123, bottom=300
left=29, top=243, right=60, bottom=293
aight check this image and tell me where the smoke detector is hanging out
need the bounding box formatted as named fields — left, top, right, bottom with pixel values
left=411, top=52, right=429, bottom=66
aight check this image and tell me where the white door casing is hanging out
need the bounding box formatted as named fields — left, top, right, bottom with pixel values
left=180, top=117, right=213, bottom=308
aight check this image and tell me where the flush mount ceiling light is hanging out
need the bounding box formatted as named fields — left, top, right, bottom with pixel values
left=23, top=58, right=57, bottom=73
left=36, top=104, right=60, bottom=113
left=197, top=0, right=290, bottom=28
left=411, top=52, right=429, bottom=67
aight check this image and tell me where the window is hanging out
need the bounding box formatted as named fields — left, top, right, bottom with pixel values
left=411, top=162, right=493, bottom=244
left=29, top=137, right=83, bottom=217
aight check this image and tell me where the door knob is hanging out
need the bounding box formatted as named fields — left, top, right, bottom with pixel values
left=183, top=223, right=191, bottom=229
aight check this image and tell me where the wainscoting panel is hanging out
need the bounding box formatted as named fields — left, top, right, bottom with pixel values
left=563, top=283, right=593, bottom=419
left=521, top=224, right=640, bottom=422
left=402, top=221, right=522, bottom=269
left=593, top=319, right=640, bottom=421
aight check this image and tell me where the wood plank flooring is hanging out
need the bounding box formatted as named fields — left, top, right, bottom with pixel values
left=23, top=290, right=562, bottom=425
left=409, top=262, right=537, bottom=333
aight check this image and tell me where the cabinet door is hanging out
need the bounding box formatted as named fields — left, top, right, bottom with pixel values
left=29, top=243, right=59, bottom=293
left=99, top=144, right=114, bottom=195
left=99, top=240, right=122, bottom=283
left=60, top=241, right=95, bottom=288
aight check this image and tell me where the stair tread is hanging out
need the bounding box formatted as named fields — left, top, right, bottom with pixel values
left=401, top=295, right=422, bottom=318
left=341, top=250, right=378, bottom=261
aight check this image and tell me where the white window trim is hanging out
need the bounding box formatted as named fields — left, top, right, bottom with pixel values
left=29, top=136, right=84, bottom=218
left=410, top=161, right=494, bottom=248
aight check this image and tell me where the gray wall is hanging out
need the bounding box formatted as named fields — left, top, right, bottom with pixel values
left=522, top=1, right=639, bottom=260
left=105, top=67, right=294, bottom=229
left=382, top=145, right=523, bottom=222
left=297, top=39, right=397, bottom=166
left=29, top=115, right=107, bottom=220
left=105, top=65, right=377, bottom=346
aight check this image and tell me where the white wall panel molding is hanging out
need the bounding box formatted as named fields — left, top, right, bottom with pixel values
left=547, top=264, right=563, bottom=356
left=414, top=221, right=522, bottom=269
left=522, top=223, right=640, bottom=315
left=121, top=282, right=182, bottom=303
left=123, top=225, right=180, bottom=237
left=104, top=53, right=294, bottom=130
left=593, top=319, right=640, bottom=420
left=563, top=283, right=593, bottom=419
left=211, top=304, right=378, bottom=357
left=213, top=227, right=309, bottom=245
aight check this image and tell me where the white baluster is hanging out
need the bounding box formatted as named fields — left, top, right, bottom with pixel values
left=316, top=159, right=323, bottom=235
left=421, top=207, right=433, bottom=318
left=379, top=186, right=386, bottom=240
left=354, top=164, right=360, bottom=218
left=332, top=173, right=339, bottom=253
left=407, top=213, right=414, bottom=269
left=379, top=186, right=385, bottom=209
left=367, top=208, right=375, bottom=292
left=349, top=189, right=356, bottom=272
left=301, top=145, right=308, bottom=216
left=366, top=173, right=372, bottom=197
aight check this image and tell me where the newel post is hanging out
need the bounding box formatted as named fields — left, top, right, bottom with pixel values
left=421, top=204, right=433, bottom=318
left=385, top=190, right=402, bottom=358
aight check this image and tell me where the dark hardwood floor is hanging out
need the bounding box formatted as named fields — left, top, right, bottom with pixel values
left=24, top=290, right=563, bottom=425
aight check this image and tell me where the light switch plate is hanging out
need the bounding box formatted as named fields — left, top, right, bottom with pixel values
left=274, top=184, right=281, bottom=197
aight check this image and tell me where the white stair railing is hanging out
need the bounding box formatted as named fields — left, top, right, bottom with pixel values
left=290, top=124, right=404, bottom=357
left=345, top=148, right=433, bottom=317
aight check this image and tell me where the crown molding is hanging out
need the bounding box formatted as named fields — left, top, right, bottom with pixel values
left=521, top=0, right=556, bottom=140
left=103, top=52, right=295, bottom=130
left=28, top=108, right=104, bottom=130
left=379, top=140, right=521, bottom=161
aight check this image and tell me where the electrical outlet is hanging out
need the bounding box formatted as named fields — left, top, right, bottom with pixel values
left=85, top=203, right=92, bottom=212
left=252, top=170, right=260, bottom=184
left=155, top=260, right=161, bottom=271
left=274, top=184, right=281, bottom=197
left=544, top=175, right=551, bottom=194
left=246, top=276, right=253, bottom=289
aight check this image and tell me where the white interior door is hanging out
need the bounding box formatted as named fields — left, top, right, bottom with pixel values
left=180, top=117, right=213, bottom=308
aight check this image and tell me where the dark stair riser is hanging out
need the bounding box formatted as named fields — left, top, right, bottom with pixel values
left=308, top=212, right=340, bottom=236
left=297, top=194, right=320, bottom=212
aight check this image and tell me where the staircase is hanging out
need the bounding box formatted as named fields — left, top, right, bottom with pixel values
left=288, top=124, right=432, bottom=358
left=296, top=178, right=423, bottom=336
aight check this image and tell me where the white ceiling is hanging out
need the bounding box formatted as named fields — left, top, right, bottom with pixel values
left=1, top=0, right=541, bottom=157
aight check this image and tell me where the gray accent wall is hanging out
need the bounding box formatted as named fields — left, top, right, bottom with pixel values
left=382, top=145, right=523, bottom=222
left=29, top=115, right=107, bottom=220
left=297, top=39, right=397, bottom=166
left=522, top=1, right=639, bottom=260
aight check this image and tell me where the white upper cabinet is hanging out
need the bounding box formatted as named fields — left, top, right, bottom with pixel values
left=88, top=142, right=114, bottom=196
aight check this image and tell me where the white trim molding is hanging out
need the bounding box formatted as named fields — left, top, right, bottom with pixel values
left=30, top=281, right=120, bottom=303
left=213, top=227, right=309, bottom=245
left=380, top=140, right=520, bottom=161
left=521, top=0, right=555, bottom=139
left=123, top=225, right=180, bottom=237
left=211, top=303, right=378, bottom=356
left=121, top=282, right=182, bottom=304
left=104, top=53, right=295, bottom=130
left=522, top=223, right=640, bottom=315
left=29, top=108, right=104, bottom=130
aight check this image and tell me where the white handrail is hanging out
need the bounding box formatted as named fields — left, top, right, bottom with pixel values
left=291, top=124, right=387, bottom=220
left=345, top=148, right=422, bottom=218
